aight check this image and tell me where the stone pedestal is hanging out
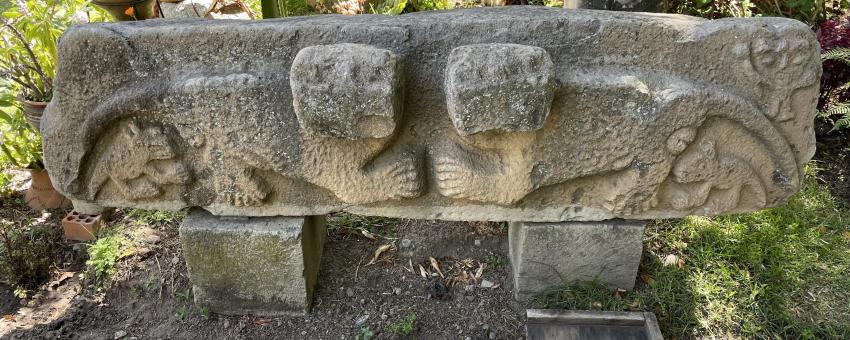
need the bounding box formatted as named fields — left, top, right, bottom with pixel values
left=179, top=208, right=326, bottom=315
left=509, top=220, right=645, bottom=300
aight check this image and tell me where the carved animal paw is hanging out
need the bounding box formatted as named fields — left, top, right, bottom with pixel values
left=221, top=172, right=268, bottom=207
left=612, top=191, right=658, bottom=216
left=126, top=178, right=162, bottom=200
left=434, top=157, right=475, bottom=200
left=382, top=153, right=422, bottom=200
left=434, top=156, right=532, bottom=205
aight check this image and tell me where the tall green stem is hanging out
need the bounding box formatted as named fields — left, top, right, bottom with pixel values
left=261, top=0, right=281, bottom=18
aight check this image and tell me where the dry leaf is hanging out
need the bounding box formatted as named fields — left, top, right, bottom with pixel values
left=474, top=263, right=486, bottom=280
left=2, top=314, right=14, bottom=322
left=418, top=264, right=428, bottom=278
left=842, top=231, right=850, bottom=241
left=360, top=228, right=377, bottom=240
left=404, top=259, right=414, bottom=274
left=628, top=299, right=641, bottom=310
left=124, top=7, right=135, bottom=16
left=429, top=257, right=444, bottom=278
left=366, top=244, right=392, bottom=266
left=677, top=258, right=686, bottom=269
left=663, top=254, right=679, bottom=267
left=615, top=288, right=626, bottom=301
left=253, top=319, right=270, bottom=326
left=818, top=226, right=828, bottom=234
left=640, top=274, right=656, bottom=285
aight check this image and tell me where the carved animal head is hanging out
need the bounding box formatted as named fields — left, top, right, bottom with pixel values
left=672, top=138, right=718, bottom=183
left=122, top=120, right=176, bottom=161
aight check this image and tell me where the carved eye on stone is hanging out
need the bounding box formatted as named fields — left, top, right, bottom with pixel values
left=290, top=43, right=402, bottom=140
left=445, top=43, right=556, bottom=136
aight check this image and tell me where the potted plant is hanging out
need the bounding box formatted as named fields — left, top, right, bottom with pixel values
left=1, top=21, right=52, bottom=131
left=0, top=2, right=105, bottom=209
left=92, top=0, right=159, bottom=21
left=0, top=101, right=69, bottom=210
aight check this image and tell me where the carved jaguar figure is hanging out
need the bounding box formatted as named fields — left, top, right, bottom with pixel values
left=86, top=120, right=191, bottom=201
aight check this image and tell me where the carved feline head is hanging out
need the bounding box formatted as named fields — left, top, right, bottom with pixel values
left=672, top=138, right=718, bottom=183
left=123, top=120, right=176, bottom=161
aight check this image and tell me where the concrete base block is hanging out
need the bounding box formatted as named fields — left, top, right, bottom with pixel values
left=509, top=220, right=645, bottom=301
left=179, top=208, right=326, bottom=315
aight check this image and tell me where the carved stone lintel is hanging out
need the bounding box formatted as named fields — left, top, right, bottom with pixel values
left=43, top=7, right=820, bottom=221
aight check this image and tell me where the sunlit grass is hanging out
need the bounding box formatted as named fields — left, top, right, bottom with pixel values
left=536, top=165, right=850, bottom=339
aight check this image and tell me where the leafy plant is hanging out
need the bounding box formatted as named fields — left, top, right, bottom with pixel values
left=85, top=232, right=129, bottom=283
left=390, top=313, right=416, bottom=335
left=0, top=99, right=43, bottom=170
left=817, top=48, right=850, bottom=130
left=0, top=1, right=106, bottom=102
left=0, top=220, right=59, bottom=294
left=356, top=327, right=374, bottom=340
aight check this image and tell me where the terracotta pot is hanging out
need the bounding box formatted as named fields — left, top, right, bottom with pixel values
left=18, top=96, right=48, bottom=132
left=25, top=169, right=71, bottom=211
left=92, top=0, right=158, bottom=21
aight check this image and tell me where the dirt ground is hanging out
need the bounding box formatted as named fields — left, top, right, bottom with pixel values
left=0, top=178, right=527, bottom=339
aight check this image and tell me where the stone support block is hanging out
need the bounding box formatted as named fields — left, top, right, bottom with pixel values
left=509, top=220, right=645, bottom=300
left=179, top=208, right=326, bottom=315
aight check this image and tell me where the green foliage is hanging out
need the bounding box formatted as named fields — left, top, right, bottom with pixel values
left=1, top=1, right=108, bottom=102
left=818, top=48, right=850, bottom=131
left=125, top=209, right=186, bottom=227
left=535, top=165, right=850, bottom=338
left=665, top=0, right=847, bottom=24
left=85, top=232, right=130, bottom=283
left=0, top=98, right=42, bottom=170
left=356, top=327, right=374, bottom=340
left=484, top=254, right=503, bottom=269
left=0, top=220, right=58, bottom=294
left=410, top=0, right=452, bottom=11
left=368, top=0, right=409, bottom=15
left=255, top=0, right=313, bottom=17
left=390, top=314, right=416, bottom=335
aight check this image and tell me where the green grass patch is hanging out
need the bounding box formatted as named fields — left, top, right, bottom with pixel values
left=536, top=166, right=850, bottom=339
left=124, top=209, right=186, bottom=227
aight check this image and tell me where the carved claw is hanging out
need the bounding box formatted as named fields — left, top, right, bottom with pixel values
left=385, top=153, right=422, bottom=199
left=434, top=156, right=532, bottom=205
left=435, top=157, right=474, bottom=200
left=220, top=171, right=268, bottom=207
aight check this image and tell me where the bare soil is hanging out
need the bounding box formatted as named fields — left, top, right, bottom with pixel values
left=0, top=185, right=526, bottom=339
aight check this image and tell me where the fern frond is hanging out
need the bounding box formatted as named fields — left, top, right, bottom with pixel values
left=819, top=103, right=850, bottom=131
left=822, top=48, right=850, bottom=66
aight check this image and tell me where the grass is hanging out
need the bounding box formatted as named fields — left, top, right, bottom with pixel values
left=535, top=166, right=850, bottom=339
left=125, top=208, right=186, bottom=227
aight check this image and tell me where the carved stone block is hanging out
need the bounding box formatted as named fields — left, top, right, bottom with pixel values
left=180, top=209, right=326, bottom=315
left=509, top=220, right=645, bottom=300
left=43, top=7, right=821, bottom=221
left=291, top=43, right=403, bottom=139
left=445, top=43, right=555, bottom=135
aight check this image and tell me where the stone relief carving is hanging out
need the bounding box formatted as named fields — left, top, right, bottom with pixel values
left=42, top=7, right=821, bottom=220
left=291, top=44, right=424, bottom=204
left=86, top=120, right=191, bottom=201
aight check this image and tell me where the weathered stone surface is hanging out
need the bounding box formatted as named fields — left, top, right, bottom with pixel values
left=43, top=7, right=821, bottom=221
left=509, top=220, right=645, bottom=300
left=180, top=209, right=326, bottom=315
